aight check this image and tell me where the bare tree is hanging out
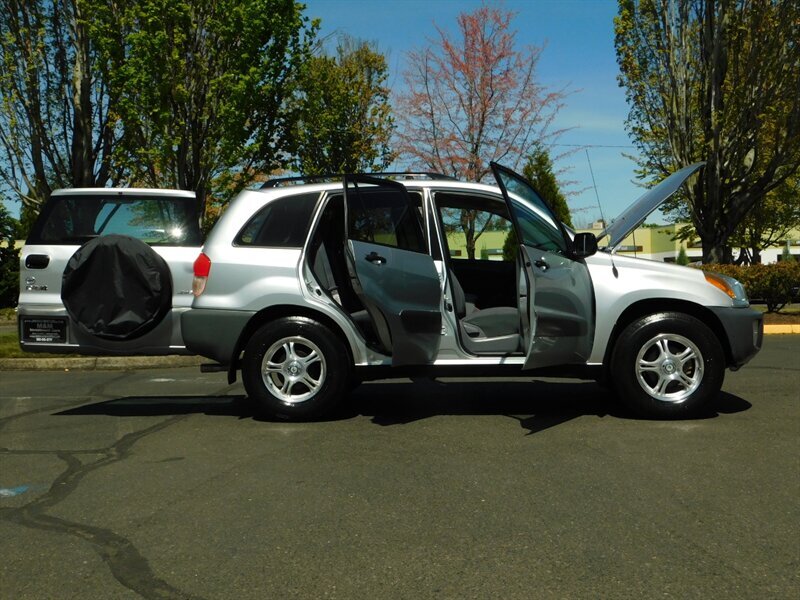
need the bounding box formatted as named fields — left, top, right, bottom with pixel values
left=394, top=4, right=570, bottom=183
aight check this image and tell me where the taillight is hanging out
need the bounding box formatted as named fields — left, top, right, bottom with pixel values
left=193, top=253, right=211, bottom=296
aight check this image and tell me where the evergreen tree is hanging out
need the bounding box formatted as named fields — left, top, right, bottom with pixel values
left=522, top=144, right=573, bottom=228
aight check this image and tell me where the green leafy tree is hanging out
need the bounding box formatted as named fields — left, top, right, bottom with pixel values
left=0, top=201, right=19, bottom=307
left=730, top=177, right=800, bottom=264
left=295, top=37, right=394, bottom=175
left=0, top=0, right=119, bottom=212
left=91, top=0, right=317, bottom=213
left=614, top=0, right=800, bottom=263
left=676, top=246, right=690, bottom=266
left=522, top=145, right=573, bottom=228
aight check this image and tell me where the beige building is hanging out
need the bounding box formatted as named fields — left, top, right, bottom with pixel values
left=445, top=221, right=800, bottom=263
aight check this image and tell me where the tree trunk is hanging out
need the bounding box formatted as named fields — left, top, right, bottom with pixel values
left=70, top=1, right=94, bottom=187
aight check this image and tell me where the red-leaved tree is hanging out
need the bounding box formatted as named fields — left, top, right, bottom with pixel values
left=395, top=4, right=570, bottom=183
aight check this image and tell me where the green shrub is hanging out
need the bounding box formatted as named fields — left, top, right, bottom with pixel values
left=0, top=203, right=20, bottom=308
left=699, top=262, right=800, bottom=312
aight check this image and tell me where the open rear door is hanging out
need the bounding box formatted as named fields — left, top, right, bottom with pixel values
left=490, top=163, right=595, bottom=368
left=343, top=175, right=442, bottom=365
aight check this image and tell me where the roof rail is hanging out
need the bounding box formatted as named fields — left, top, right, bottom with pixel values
left=260, top=172, right=458, bottom=188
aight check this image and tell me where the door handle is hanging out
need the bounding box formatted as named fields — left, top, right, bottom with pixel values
left=534, top=259, right=549, bottom=271
left=365, top=251, right=387, bottom=265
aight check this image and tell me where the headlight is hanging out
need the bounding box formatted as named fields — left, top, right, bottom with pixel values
left=704, top=272, right=749, bottom=307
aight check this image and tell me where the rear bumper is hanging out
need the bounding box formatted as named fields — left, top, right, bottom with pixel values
left=181, top=309, right=255, bottom=364
left=709, top=307, right=763, bottom=369
left=17, top=305, right=191, bottom=356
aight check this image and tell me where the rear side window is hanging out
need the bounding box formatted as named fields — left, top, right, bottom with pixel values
left=28, top=194, right=202, bottom=246
left=235, top=192, right=319, bottom=248
left=346, top=187, right=426, bottom=253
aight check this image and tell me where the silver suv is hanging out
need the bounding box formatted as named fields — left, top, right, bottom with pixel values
left=181, top=163, right=761, bottom=420
left=18, top=164, right=762, bottom=420
left=18, top=188, right=202, bottom=355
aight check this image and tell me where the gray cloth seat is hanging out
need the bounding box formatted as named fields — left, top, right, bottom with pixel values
left=449, top=269, right=519, bottom=339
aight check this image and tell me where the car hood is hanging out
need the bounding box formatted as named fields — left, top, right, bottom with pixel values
left=598, top=162, right=704, bottom=250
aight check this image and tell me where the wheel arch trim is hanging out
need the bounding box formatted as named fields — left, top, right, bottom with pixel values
left=226, top=304, right=360, bottom=384
left=600, top=299, right=733, bottom=378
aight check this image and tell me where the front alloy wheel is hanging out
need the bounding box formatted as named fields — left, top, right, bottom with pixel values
left=611, top=312, right=725, bottom=418
left=635, top=333, right=703, bottom=403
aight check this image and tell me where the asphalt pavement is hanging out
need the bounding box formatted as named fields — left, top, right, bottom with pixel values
left=1, top=337, right=798, bottom=599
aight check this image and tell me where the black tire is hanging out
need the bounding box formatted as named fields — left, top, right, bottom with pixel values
left=242, top=316, right=350, bottom=420
left=610, top=312, right=725, bottom=419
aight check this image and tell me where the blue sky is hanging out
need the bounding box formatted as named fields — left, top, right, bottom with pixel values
left=3, top=0, right=644, bottom=225
left=305, top=0, right=643, bottom=225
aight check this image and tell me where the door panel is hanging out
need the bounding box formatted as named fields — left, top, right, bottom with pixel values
left=520, top=246, right=594, bottom=367
left=344, top=176, right=441, bottom=365
left=490, top=162, right=595, bottom=368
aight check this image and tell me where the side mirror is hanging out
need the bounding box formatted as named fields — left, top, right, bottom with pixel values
left=572, top=232, right=597, bottom=258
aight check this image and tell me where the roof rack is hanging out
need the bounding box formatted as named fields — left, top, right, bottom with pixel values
left=260, top=172, right=458, bottom=188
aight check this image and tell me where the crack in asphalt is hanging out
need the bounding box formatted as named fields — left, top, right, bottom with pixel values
left=0, top=376, right=239, bottom=599
left=1, top=416, right=205, bottom=599
left=0, top=372, right=136, bottom=435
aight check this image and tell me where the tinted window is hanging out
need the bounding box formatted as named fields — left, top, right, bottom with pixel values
left=28, top=194, right=202, bottom=245
left=511, top=200, right=567, bottom=254
left=492, top=165, right=568, bottom=255
left=346, top=184, right=425, bottom=253
left=235, top=192, right=319, bottom=248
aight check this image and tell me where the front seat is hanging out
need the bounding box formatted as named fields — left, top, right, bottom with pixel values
left=449, top=269, right=521, bottom=353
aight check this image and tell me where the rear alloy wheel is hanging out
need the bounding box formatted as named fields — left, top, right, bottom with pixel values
left=611, top=312, right=725, bottom=418
left=242, top=316, right=349, bottom=420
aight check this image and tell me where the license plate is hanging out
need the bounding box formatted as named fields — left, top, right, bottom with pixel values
left=22, top=318, right=67, bottom=343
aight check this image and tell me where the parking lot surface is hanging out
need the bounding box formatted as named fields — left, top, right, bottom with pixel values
left=1, top=337, right=798, bottom=599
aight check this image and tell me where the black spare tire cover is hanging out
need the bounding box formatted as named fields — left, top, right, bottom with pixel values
left=61, top=234, right=173, bottom=340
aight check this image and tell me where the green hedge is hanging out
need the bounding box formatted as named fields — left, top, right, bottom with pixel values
left=699, top=262, right=800, bottom=312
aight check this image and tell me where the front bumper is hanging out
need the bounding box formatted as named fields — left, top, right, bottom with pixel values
left=709, top=307, right=763, bottom=369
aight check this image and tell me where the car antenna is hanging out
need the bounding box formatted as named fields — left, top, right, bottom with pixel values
left=585, top=148, right=618, bottom=278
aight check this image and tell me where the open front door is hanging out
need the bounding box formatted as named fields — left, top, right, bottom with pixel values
left=343, top=175, right=442, bottom=365
left=490, top=163, right=595, bottom=368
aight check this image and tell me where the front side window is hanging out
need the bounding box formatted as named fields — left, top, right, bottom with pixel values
left=492, top=164, right=569, bottom=255
left=510, top=200, right=568, bottom=255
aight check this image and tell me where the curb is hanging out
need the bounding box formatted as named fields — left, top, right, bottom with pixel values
left=0, top=325, right=796, bottom=371
left=0, top=355, right=204, bottom=371
left=763, top=324, right=800, bottom=335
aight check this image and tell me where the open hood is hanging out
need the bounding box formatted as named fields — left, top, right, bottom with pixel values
left=599, top=162, right=704, bottom=250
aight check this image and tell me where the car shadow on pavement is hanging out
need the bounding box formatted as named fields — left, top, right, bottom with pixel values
left=56, top=395, right=253, bottom=419
left=343, top=380, right=752, bottom=433
left=55, top=381, right=751, bottom=435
